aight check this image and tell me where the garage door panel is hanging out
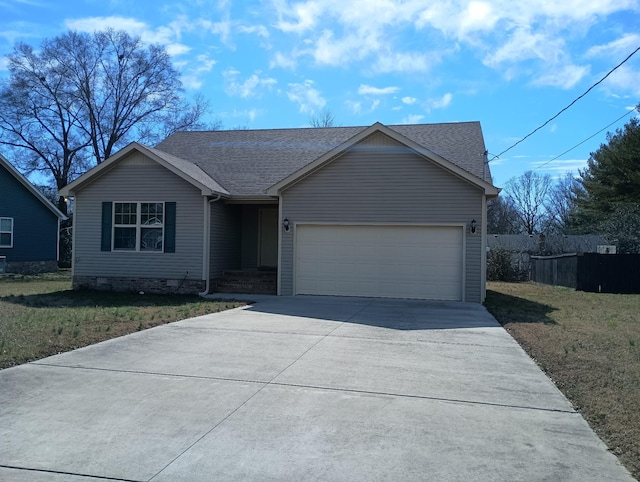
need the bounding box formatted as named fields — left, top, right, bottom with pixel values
left=295, top=225, right=463, bottom=301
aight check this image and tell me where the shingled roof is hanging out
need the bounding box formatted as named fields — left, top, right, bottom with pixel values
left=155, top=122, right=491, bottom=197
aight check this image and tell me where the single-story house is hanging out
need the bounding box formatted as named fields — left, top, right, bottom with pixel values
left=0, top=154, right=67, bottom=274
left=60, top=121, right=499, bottom=302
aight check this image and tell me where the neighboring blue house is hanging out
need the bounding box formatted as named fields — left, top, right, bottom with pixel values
left=0, top=154, right=67, bottom=274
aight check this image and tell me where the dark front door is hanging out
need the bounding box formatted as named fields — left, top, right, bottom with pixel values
left=259, top=209, right=278, bottom=268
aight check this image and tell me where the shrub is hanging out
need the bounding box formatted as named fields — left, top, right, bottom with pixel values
left=487, top=247, right=523, bottom=281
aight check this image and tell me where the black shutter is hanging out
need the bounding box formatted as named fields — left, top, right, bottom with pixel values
left=101, top=202, right=112, bottom=251
left=164, top=202, right=176, bottom=253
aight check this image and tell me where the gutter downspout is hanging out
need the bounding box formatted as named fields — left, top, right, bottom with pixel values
left=199, top=194, right=222, bottom=297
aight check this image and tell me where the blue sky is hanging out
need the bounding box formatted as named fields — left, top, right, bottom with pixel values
left=1, top=0, right=639, bottom=187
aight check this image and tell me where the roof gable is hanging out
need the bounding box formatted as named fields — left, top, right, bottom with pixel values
left=59, top=121, right=497, bottom=200
left=59, top=142, right=229, bottom=197
left=267, top=123, right=499, bottom=196
left=156, top=121, right=495, bottom=197
left=0, top=154, right=67, bottom=220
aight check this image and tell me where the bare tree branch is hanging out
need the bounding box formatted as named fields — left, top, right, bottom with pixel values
left=0, top=29, right=209, bottom=213
left=504, top=171, right=552, bottom=235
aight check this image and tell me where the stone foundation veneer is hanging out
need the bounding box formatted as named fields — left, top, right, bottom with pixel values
left=73, top=275, right=206, bottom=295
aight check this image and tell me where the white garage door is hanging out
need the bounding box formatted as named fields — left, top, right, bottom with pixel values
left=295, top=225, right=463, bottom=300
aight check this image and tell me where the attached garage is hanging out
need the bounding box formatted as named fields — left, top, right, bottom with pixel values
left=295, top=224, right=464, bottom=301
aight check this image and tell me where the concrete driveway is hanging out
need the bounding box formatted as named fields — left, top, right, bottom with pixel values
left=0, top=296, right=634, bottom=481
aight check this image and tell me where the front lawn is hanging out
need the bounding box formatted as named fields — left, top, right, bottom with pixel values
left=0, top=271, right=246, bottom=369
left=485, top=282, right=640, bottom=480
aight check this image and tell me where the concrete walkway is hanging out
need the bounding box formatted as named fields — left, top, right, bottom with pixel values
left=0, top=296, right=634, bottom=481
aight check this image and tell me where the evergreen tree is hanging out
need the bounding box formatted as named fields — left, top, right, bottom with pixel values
left=571, top=107, right=640, bottom=252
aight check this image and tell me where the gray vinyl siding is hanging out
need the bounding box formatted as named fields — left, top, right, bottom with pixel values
left=73, top=153, right=204, bottom=280
left=280, top=132, right=485, bottom=302
left=209, top=202, right=241, bottom=278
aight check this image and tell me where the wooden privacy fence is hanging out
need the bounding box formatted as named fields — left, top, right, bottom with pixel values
left=531, top=253, right=640, bottom=294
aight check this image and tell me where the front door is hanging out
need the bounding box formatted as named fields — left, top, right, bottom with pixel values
left=259, top=209, right=278, bottom=268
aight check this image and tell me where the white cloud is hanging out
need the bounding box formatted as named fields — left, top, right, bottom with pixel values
left=401, top=114, right=426, bottom=124
left=219, top=108, right=262, bottom=123
left=238, top=24, right=269, bottom=39
left=181, top=54, right=217, bottom=90
left=358, top=84, right=399, bottom=95
left=587, top=34, right=640, bottom=58
left=585, top=34, right=640, bottom=96
left=428, top=93, right=453, bottom=109
left=287, top=80, right=326, bottom=114
left=199, top=19, right=234, bottom=45
left=313, top=29, right=377, bottom=65
left=224, top=69, right=277, bottom=98
left=66, top=16, right=148, bottom=35
left=532, top=64, right=590, bottom=89
left=270, top=51, right=297, bottom=69
left=274, top=0, right=323, bottom=33
left=484, top=27, right=564, bottom=67
left=530, top=158, right=588, bottom=178
left=373, top=51, right=439, bottom=73
left=267, top=0, right=637, bottom=87
left=345, top=100, right=362, bottom=114
left=166, top=44, right=191, bottom=56
left=238, top=24, right=271, bottom=48
left=602, top=65, right=640, bottom=96
left=402, top=97, right=417, bottom=105
left=64, top=16, right=191, bottom=54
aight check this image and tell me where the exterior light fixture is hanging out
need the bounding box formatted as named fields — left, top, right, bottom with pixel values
left=283, top=218, right=290, bottom=231
left=470, top=219, right=477, bottom=234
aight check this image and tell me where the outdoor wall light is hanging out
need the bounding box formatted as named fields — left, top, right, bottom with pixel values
left=470, top=219, right=477, bottom=234
left=283, top=218, right=290, bottom=231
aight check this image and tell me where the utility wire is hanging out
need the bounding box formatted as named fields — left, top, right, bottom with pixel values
left=533, top=107, right=638, bottom=172
left=490, top=43, right=640, bottom=162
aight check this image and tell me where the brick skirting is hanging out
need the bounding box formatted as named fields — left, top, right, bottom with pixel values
left=73, top=275, right=206, bottom=295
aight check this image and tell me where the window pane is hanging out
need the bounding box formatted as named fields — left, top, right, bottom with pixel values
left=113, top=227, right=136, bottom=250
left=141, top=228, right=163, bottom=251
left=0, top=233, right=11, bottom=246
left=0, top=218, right=11, bottom=231
left=114, top=203, right=137, bottom=225
left=141, top=203, right=163, bottom=226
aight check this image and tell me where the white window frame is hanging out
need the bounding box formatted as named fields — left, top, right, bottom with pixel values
left=0, top=217, right=13, bottom=248
left=112, top=202, right=164, bottom=252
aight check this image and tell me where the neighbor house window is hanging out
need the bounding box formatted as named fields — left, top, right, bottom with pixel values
left=0, top=217, right=13, bottom=248
left=113, top=202, right=164, bottom=252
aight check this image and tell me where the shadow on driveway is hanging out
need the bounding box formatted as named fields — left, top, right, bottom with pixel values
left=241, top=295, right=502, bottom=330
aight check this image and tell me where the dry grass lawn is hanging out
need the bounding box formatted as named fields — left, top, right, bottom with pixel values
left=485, top=282, right=640, bottom=480
left=0, top=271, right=246, bottom=369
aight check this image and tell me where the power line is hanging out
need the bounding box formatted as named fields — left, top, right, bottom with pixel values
left=490, top=43, right=640, bottom=162
left=532, top=107, right=637, bottom=172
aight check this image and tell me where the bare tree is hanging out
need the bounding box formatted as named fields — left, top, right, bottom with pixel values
left=308, top=108, right=339, bottom=128
left=504, top=171, right=552, bottom=234
left=0, top=29, right=208, bottom=213
left=544, top=173, right=579, bottom=234
left=487, top=196, right=522, bottom=234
